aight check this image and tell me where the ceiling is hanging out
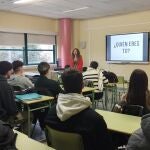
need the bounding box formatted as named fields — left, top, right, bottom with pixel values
left=0, top=0, right=150, bottom=19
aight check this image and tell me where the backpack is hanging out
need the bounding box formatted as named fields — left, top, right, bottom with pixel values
left=0, top=120, right=18, bottom=150
left=103, top=71, right=118, bottom=83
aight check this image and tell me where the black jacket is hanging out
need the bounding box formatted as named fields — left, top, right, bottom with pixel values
left=35, top=75, right=63, bottom=98
left=45, top=106, right=114, bottom=150
left=0, top=75, right=17, bottom=121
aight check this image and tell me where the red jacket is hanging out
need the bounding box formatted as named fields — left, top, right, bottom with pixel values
left=70, top=56, right=83, bottom=72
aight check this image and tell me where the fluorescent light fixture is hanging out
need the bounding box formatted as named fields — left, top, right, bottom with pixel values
left=63, top=7, right=89, bottom=13
left=14, top=0, right=35, bottom=4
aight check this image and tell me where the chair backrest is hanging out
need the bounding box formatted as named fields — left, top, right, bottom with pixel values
left=12, top=85, right=22, bottom=91
left=45, top=126, right=84, bottom=150
left=122, top=105, right=144, bottom=117
left=117, top=76, right=125, bottom=88
left=83, top=80, right=94, bottom=87
left=117, top=76, right=124, bottom=84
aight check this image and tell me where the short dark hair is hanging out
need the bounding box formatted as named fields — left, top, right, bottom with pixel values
left=64, top=65, right=70, bottom=69
left=82, top=67, right=87, bottom=72
left=0, top=61, right=12, bottom=75
left=90, top=61, right=98, bottom=69
left=38, top=62, right=50, bottom=75
left=12, top=60, right=24, bottom=72
left=61, top=69, right=83, bottom=94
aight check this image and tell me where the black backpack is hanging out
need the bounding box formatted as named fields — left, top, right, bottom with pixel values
left=103, top=71, right=118, bottom=83
left=0, top=120, right=18, bottom=150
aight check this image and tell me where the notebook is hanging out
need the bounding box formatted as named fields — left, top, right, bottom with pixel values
left=16, top=93, right=42, bottom=101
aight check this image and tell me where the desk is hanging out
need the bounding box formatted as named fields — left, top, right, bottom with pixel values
left=82, top=86, right=97, bottom=93
left=15, top=130, right=55, bottom=150
left=16, top=95, right=54, bottom=137
left=96, top=109, right=141, bottom=135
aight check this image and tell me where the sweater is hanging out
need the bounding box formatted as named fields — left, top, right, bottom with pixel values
left=127, top=114, right=150, bottom=150
left=0, top=75, right=17, bottom=121
left=35, top=75, right=63, bottom=98
left=8, top=74, right=34, bottom=90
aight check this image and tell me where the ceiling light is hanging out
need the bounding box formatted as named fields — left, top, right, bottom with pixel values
left=63, top=7, right=89, bottom=13
left=14, top=0, right=36, bottom=4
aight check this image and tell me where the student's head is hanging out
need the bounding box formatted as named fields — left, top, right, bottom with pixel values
left=64, top=65, right=70, bottom=69
left=127, top=69, right=148, bottom=107
left=72, top=48, right=80, bottom=58
left=82, top=67, right=87, bottom=72
left=38, top=62, right=50, bottom=76
left=90, top=61, right=98, bottom=69
left=61, top=69, right=83, bottom=94
left=0, top=61, right=13, bottom=79
left=12, top=60, right=24, bottom=74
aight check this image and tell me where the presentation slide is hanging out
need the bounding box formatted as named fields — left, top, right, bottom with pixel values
left=106, top=32, right=149, bottom=62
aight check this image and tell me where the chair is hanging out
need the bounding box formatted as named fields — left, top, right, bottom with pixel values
left=83, top=80, right=104, bottom=109
left=45, top=126, right=84, bottom=150
left=12, top=85, right=22, bottom=91
left=116, top=76, right=125, bottom=102
left=122, top=105, right=144, bottom=117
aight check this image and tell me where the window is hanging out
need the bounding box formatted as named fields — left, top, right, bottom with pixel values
left=0, top=32, right=56, bottom=65
left=0, top=32, right=24, bottom=62
left=27, top=34, right=56, bottom=64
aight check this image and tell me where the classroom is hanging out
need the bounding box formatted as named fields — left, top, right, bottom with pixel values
left=0, top=0, right=150, bottom=150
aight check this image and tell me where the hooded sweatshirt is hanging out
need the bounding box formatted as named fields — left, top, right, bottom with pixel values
left=127, top=114, right=150, bottom=150
left=56, top=93, right=92, bottom=121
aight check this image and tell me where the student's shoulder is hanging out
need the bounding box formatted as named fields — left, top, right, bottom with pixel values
left=81, top=108, right=105, bottom=122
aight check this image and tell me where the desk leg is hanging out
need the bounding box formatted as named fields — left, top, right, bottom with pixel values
left=27, top=105, right=31, bottom=137
left=92, top=91, right=95, bottom=109
left=104, top=88, right=108, bottom=110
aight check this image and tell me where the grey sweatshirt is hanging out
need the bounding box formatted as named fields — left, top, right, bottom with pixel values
left=127, top=114, right=150, bottom=150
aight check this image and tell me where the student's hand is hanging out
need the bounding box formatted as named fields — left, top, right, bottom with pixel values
left=16, top=112, right=24, bottom=120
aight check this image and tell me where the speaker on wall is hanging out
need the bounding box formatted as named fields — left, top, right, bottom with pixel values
left=80, top=41, right=86, bottom=49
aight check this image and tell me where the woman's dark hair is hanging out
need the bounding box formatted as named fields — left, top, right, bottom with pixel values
left=0, top=61, right=12, bottom=75
left=90, top=61, right=98, bottom=69
left=72, top=48, right=81, bottom=58
left=38, top=62, right=50, bottom=75
left=61, top=69, right=83, bottom=94
left=126, top=69, right=148, bottom=107
left=12, top=60, right=24, bottom=72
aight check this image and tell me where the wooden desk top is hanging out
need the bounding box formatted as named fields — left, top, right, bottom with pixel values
left=82, top=87, right=97, bottom=93
left=14, top=130, right=55, bottom=150
left=20, top=95, right=54, bottom=105
left=96, top=109, right=141, bottom=135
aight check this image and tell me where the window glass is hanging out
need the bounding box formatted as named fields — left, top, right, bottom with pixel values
left=0, top=51, right=23, bottom=62
left=28, top=51, right=54, bottom=64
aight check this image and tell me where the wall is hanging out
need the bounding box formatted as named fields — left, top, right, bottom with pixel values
left=0, top=11, right=58, bottom=34
left=80, top=10, right=150, bottom=80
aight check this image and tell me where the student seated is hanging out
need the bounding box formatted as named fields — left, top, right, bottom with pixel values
left=113, top=69, right=150, bottom=115
left=34, top=62, right=63, bottom=129
left=0, top=61, right=27, bottom=132
left=82, top=61, right=108, bottom=100
left=8, top=60, right=34, bottom=90
left=127, top=113, right=150, bottom=150
left=45, top=69, right=114, bottom=150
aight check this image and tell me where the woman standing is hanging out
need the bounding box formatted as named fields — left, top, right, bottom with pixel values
left=70, top=48, right=83, bottom=72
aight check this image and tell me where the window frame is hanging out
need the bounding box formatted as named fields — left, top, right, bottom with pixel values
left=0, top=32, right=56, bottom=65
